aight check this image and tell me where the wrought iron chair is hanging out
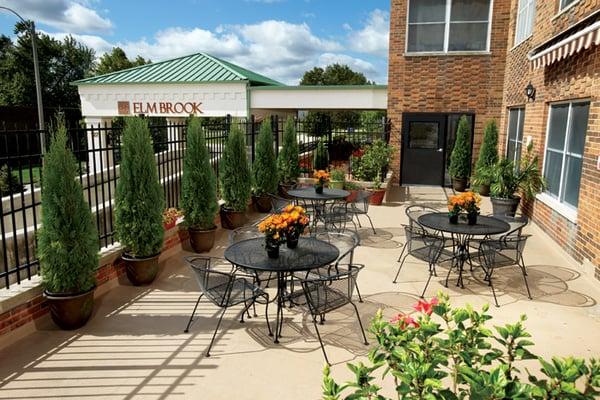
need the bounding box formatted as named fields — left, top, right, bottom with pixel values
left=321, top=200, right=353, bottom=233
left=478, top=234, right=532, bottom=307
left=345, top=189, right=376, bottom=234
left=268, top=193, right=291, bottom=213
left=229, top=227, right=274, bottom=290
left=470, top=214, right=529, bottom=252
left=183, top=256, right=272, bottom=356
left=394, top=225, right=446, bottom=297
left=300, top=266, right=368, bottom=365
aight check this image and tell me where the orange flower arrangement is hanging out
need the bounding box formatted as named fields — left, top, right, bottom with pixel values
left=448, top=191, right=481, bottom=215
left=162, top=207, right=182, bottom=228
left=313, top=170, right=330, bottom=185
left=258, top=205, right=310, bottom=243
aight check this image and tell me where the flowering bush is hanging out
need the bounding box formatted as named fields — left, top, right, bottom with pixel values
left=258, top=206, right=309, bottom=243
left=323, top=293, right=600, bottom=399
left=162, top=207, right=182, bottom=227
left=314, top=170, right=330, bottom=185
left=448, top=191, right=481, bottom=216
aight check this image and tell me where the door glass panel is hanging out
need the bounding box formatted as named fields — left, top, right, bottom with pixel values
left=568, top=102, right=589, bottom=155
left=547, top=105, right=568, bottom=151
left=409, top=0, right=446, bottom=22
left=564, top=155, right=583, bottom=207
left=407, top=24, right=445, bottom=52
left=409, top=122, right=439, bottom=149
left=544, top=151, right=563, bottom=197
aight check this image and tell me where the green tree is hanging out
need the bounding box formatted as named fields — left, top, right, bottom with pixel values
left=0, top=165, right=23, bottom=195
left=313, top=138, right=329, bottom=170
left=38, top=118, right=98, bottom=293
left=181, top=117, right=218, bottom=229
left=94, top=47, right=150, bottom=75
left=449, top=116, right=472, bottom=179
left=115, top=117, right=164, bottom=257
left=476, top=120, right=499, bottom=171
left=253, top=119, right=278, bottom=195
left=220, top=124, right=251, bottom=212
left=0, top=22, right=95, bottom=109
left=277, top=117, right=300, bottom=184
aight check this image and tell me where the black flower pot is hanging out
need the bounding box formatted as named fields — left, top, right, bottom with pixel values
left=286, top=232, right=299, bottom=249
left=266, top=241, right=280, bottom=258
left=449, top=214, right=459, bottom=224
left=491, top=196, right=520, bottom=217
left=467, top=213, right=478, bottom=225
left=315, top=185, right=323, bottom=194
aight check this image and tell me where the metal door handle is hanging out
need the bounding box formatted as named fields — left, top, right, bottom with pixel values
left=437, top=148, right=443, bottom=152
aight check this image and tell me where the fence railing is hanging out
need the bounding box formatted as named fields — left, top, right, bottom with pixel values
left=0, top=116, right=389, bottom=289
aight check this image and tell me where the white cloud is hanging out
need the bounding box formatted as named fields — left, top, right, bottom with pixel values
left=347, top=9, right=389, bottom=58
left=44, top=30, right=113, bottom=54
left=1, top=0, right=112, bottom=33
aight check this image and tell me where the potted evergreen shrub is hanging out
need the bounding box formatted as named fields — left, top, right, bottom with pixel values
left=472, top=120, right=499, bottom=196
left=329, top=167, right=345, bottom=189
left=38, top=118, right=98, bottom=330
left=181, top=117, right=218, bottom=252
left=313, top=138, right=329, bottom=170
left=220, top=124, right=252, bottom=229
left=490, top=142, right=545, bottom=216
left=252, top=119, right=278, bottom=212
left=115, top=117, right=165, bottom=285
left=449, top=116, right=472, bottom=192
left=277, top=117, right=300, bottom=196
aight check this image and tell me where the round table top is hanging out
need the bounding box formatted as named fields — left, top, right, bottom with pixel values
left=224, top=237, right=339, bottom=273
left=287, top=187, right=349, bottom=201
left=418, top=213, right=510, bottom=236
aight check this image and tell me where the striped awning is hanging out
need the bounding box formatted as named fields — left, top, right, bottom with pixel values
left=529, top=20, right=600, bottom=69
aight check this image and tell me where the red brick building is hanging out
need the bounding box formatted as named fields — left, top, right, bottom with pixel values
left=387, top=0, right=600, bottom=278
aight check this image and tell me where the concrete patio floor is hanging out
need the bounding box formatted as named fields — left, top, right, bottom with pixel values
left=1, top=186, right=599, bottom=399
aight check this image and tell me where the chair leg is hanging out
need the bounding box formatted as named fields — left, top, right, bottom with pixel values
left=184, top=293, right=203, bottom=333
left=350, top=301, right=369, bottom=346
left=365, top=214, right=376, bottom=235
left=263, top=295, right=273, bottom=337
left=396, top=243, right=406, bottom=262
left=354, top=279, right=364, bottom=303
left=488, top=270, right=499, bottom=307
left=311, top=317, right=330, bottom=365
left=206, top=306, right=228, bottom=357
left=356, top=215, right=362, bottom=228
left=518, top=257, right=532, bottom=300
left=421, top=266, right=434, bottom=298
left=393, top=252, right=408, bottom=283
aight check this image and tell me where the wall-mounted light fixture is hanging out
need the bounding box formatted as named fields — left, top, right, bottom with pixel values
left=525, top=82, right=536, bottom=102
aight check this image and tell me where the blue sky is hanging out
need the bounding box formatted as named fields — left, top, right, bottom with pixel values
left=0, top=0, right=390, bottom=84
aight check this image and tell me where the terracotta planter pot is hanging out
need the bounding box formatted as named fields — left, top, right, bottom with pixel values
left=452, top=177, right=468, bottom=192
left=122, top=252, right=160, bottom=286
left=491, top=196, right=521, bottom=217
left=163, top=221, right=176, bottom=230
left=345, top=189, right=358, bottom=202
left=220, top=206, right=247, bottom=230
left=189, top=226, right=217, bottom=253
left=369, top=189, right=386, bottom=205
left=252, top=194, right=272, bottom=213
left=329, top=180, right=344, bottom=190
left=478, top=184, right=490, bottom=197
left=44, top=287, right=95, bottom=330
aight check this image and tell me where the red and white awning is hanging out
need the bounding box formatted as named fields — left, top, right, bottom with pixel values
left=529, top=20, right=600, bottom=69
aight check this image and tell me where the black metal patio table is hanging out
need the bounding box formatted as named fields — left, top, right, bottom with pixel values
left=417, top=213, right=510, bottom=288
left=224, top=237, right=339, bottom=343
left=287, top=188, right=350, bottom=230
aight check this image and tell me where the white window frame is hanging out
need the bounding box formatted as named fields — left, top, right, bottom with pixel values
left=405, top=0, right=494, bottom=55
left=559, top=0, right=580, bottom=12
left=539, top=100, right=589, bottom=218
left=514, top=0, right=536, bottom=46
left=506, top=107, right=525, bottom=164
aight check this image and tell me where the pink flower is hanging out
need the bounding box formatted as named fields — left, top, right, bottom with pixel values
left=413, top=297, right=439, bottom=316
left=390, top=313, right=420, bottom=329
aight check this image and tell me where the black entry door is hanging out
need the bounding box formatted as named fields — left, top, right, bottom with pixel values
left=401, top=113, right=446, bottom=186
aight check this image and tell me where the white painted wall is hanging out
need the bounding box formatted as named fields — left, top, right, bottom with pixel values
left=250, top=87, right=387, bottom=110
left=78, top=82, right=248, bottom=118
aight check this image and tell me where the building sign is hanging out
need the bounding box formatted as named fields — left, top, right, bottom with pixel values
left=117, top=101, right=203, bottom=115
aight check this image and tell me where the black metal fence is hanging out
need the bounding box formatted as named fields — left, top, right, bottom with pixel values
left=0, top=116, right=389, bottom=289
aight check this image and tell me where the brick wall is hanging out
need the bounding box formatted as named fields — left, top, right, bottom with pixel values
left=387, top=0, right=511, bottom=184
left=499, top=0, right=600, bottom=278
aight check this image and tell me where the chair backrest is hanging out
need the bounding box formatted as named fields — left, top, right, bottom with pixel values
left=349, top=190, right=372, bottom=213
left=315, top=231, right=359, bottom=267
left=480, top=234, right=530, bottom=268
left=268, top=193, right=291, bottom=213
left=300, top=267, right=359, bottom=314
left=229, top=227, right=262, bottom=245
left=184, top=256, right=234, bottom=307
left=495, top=215, right=528, bottom=238
left=402, top=224, right=444, bottom=263
left=405, top=205, right=439, bottom=230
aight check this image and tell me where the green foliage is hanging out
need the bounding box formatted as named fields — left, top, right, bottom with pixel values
left=220, top=124, right=252, bottom=211
left=330, top=167, right=345, bottom=182
left=181, top=117, right=218, bottom=229
left=0, top=165, right=23, bottom=195
left=300, top=63, right=372, bottom=85
left=0, top=22, right=95, bottom=108
left=353, top=140, right=394, bottom=182
left=473, top=120, right=499, bottom=186
left=93, top=47, right=150, bottom=75
left=253, top=119, right=279, bottom=195
left=38, top=118, right=98, bottom=294
left=277, top=117, right=300, bottom=184
left=115, top=117, right=164, bottom=257
left=449, top=116, right=472, bottom=179
left=313, top=138, right=329, bottom=170
left=323, top=293, right=600, bottom=400
left=490, top=143, right=545, bottom=199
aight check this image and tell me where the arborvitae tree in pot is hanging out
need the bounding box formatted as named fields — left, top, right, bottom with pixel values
left=472, top=119, right=499, bottom=196
left=219, top=124, right=251, bottom=228
left=449, top=115, right=472, bottom=192
left=252, top=119, right=278, bottom=212
left=115, top=117, right=164, bottom=284
left=277, top=117, right=300, bottom=185
left=38, top=117, right=98, bottom=329
left=181, top=116, right=218, bottom=252
left=313, top=138, right=329, bottom=170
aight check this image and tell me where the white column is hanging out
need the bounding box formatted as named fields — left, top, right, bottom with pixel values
left=166, top=117, right=186, bottom=152
left=85, top=117, right=113, bottom=175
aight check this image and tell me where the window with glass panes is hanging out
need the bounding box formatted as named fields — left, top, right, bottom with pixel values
left=560, top=0, right=578, bottom=10
left=543, top=101, right=589, bottom=208
left=515, top=0, right=536, bottom=45
left=506, top=108, right=525, bottom=164
left=406, top=0, right=492, bottom=53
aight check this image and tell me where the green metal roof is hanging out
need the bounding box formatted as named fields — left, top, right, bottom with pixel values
left=250, top=84, right=388, bottom=90
left=73, top=52, right=284, bottom=86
